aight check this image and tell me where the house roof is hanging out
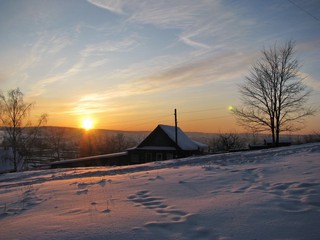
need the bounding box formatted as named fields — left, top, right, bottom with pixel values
left=136, top=146, right=177, bottom=151
left=158, top=124, right=204, bottom=151
left=132, top=124, right=208, bottom=152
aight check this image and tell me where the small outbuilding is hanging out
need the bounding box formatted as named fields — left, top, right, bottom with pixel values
left=264, top=138, right=292, bottom=148
left=127, top=124, right=208, bottom=164
left=249, top=137, right=292, bottom=150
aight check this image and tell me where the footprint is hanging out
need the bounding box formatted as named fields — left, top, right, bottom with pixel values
left=76, top=189, right=88, bottom=195
left=77, top=182, right=91, bottom=189
left=128, top=191, right=164, bottom=209
left=128, top=191, right=217, bottom=239
left=148, top=175, right=165, bottom=181
left=101, top=209, right=111, bottom=214
left=136, top=190, right=149, bottom=196
left=277, top=199, right=310, bottom=212
left=270, top=181, right=320, bottom=212
left=97, top=179, right=106, bottom=187
left=128, top=190, right=190, bottom=226
left=301, top=194, right=320, bottom=207
left=271, top=183, right=291, bottom=190
left=60, top=209, right=88, bottom=215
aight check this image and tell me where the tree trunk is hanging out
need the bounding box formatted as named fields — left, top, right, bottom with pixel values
left=276, top=123, right=280, bottom=147
left=13, top=149, right=17, bottom=172
left=13, top=131, right=18, bottom=172
left=271, top=126, right=275, bottom=147
left=270, top=116, right=275, bottom=147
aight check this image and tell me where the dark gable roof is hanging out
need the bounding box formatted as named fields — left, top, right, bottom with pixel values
left=138, top=124, right=207, bottom=151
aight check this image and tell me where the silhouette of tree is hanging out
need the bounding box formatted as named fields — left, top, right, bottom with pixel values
left=210, top=132, right=245, bottom=152
left=233, top=41, right=315, bottom=147
left=0, top=88, right=47, bottom=171
left=45, top=127, right=67, bottom=161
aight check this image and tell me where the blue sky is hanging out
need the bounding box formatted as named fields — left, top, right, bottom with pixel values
left=0, top=0, right=319, bottom=133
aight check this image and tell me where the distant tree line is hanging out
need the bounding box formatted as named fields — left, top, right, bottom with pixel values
left=208, top=132, right=246, bottom=152
left=205, top=130, right=320, bottom=153
left=78, top=131, right=138, bottom=158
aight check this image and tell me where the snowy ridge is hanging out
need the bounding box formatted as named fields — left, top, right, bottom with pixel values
left=1, top=143, right=318, bottom=187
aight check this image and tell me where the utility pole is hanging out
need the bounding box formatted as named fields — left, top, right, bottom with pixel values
left=174, top=108, right=178, bottom=159
left=174, top=108, right=178, bottom=146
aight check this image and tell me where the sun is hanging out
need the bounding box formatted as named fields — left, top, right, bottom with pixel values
left=82, top=118, right=94, bottom=130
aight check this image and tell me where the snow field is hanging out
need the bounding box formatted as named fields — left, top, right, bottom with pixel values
left=1, top=143, right=320, bottom=239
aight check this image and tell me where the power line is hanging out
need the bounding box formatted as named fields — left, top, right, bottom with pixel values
left=101, top=106, right=232, bottom=131
left=287, top=0, right=320, bottom=23
left=179, top=107, right=225, bottom=114
left=179, top=115, right=233, bottom=123
left=103, top=113, right=172, bottom=127
left=105, top=106, right=227, bottom=127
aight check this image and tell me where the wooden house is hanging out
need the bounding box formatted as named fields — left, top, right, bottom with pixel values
left=127, top=124, right=208, bottom=164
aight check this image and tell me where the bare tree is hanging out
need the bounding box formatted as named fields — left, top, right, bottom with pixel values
left=78, top=132, right=137, bottom=157
left=106, top=133, right=136, bottom=153
left=0, top=88, right=47, bottom=171
left=210, top=132, right=245, bottom=152
left=233, top=41, right=315, bottom=147
left=45, top=127, right=67, bottom=161
left=304, top=130, right=320, bottom=143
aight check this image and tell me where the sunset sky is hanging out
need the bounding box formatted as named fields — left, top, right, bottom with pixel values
left=1, top=0, right=319, bottom=133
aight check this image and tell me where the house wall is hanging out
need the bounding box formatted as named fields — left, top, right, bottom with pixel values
left=128, top=149, right=176, bottom=164
left=128, top=149, right=201, bottom=164
left=50, top=153, right=129, bottom=168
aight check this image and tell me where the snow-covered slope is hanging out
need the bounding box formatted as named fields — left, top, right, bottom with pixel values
left=1, top=143, right=320, bottom=240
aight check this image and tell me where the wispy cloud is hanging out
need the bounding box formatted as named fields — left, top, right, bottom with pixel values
left=179, top=36, right=211, bottom=50
left=81, top=34, right=140, bottom=56
left=68, top=93, right=110, bottom=115
left=0, top=34, right=72, bottom=97
left=28, top=33, right=139, bottom=98
left=68, top=49, right=255, bottom=116
left=124, top=51, right=254, bottom=92
left=87, top=0, right=127, bottom=14
left=25, top=31, right=72, bottom=67
left=126, top=1, right=212, bottom=29
left=87, top=0, right=234, bottom=50
left=300, top=72, right=320, bottom=92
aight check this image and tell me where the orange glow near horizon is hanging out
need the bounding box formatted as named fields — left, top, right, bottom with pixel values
left=31, top=103, right=318, bottom=134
